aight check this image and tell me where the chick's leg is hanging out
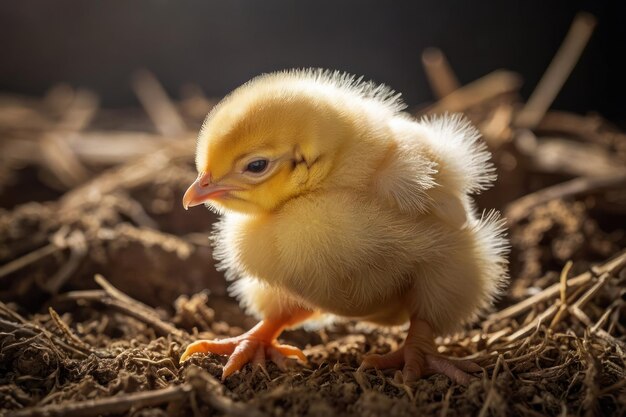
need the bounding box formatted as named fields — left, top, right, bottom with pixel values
left=360, top=316, right=480, bottom=385
left=180, top=307, right=313, bottom=380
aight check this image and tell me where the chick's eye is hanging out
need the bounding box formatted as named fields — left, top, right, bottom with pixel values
left=245, top=159, right=268, bottom=173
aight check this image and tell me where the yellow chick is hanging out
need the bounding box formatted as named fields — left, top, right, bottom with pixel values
left=180, top=69, right=508, bottom=384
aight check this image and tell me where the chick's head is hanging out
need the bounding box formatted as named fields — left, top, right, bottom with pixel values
left=183, top=76, right=352, bottom=214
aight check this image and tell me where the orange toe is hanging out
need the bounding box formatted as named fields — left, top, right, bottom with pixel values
left=424, top=355, right=478, bottom=385
left=179, top=338, right=239, bottom=363
left=272, top=343, right=307, bottom=362
left=222, top=339, right=261, bottom=380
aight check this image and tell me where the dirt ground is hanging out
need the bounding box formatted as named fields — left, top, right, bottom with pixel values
left=1, top=37, right=626, bottom=417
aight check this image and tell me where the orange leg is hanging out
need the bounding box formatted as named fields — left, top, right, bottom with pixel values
left=359, top=316, right=481, bottom=385
left=180, top=308, right=313, bottom=380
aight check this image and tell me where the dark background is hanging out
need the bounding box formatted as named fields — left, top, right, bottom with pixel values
left=1, top=0, right=624, bottom=125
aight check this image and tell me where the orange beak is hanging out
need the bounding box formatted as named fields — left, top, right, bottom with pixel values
left=182, top=172, right=239, bottom=210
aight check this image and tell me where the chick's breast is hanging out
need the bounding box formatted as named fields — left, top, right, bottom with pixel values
left=214, top=190, right=416, bottom=322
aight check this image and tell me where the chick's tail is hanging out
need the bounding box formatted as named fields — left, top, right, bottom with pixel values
left=420, top=114, right=497, bottom=196
left=467, top=209, right=510, bottom=312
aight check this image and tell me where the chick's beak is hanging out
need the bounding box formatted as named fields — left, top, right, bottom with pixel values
left=182, top=172, right=237, bottom=210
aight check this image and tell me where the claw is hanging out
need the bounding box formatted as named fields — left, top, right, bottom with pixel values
left=273, top=343, right=307, bottom=363
left=179, top=339, right=239, bottom=362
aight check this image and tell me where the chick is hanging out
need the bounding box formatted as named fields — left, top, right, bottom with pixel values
left=180, top=69, right=509, bottom=384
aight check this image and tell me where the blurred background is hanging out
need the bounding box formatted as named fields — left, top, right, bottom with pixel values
left=1, top=0, right=624, bottom=125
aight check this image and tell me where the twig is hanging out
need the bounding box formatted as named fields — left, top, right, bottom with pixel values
left=111, top=195, right=159, bottom=229
left=0, top=316, right=88, bottom=359
left=487, top=276, right=584, bottom=324
left=570, top=272, right=610, bottom=311
left=132, top=69, right=187, bottom=137
left=0, top=244, right=60, bottom=281
left=479, top=104, right=513, bottom=146
left=39, top=89, right=98, bottom=188
left=487, top=250, right=626, bottom=322
left=439, top=387, right=453, bottom=417
left=590, top=302, right=618, bottom=334
left=486, top=327, right=512, bottom=346
left=48, top=307, right=94, bottom=354
left=569, top=306, right=593, bottom=327
left=40, top=134, right=91, bottom=188
left=563, top=272, right=624, bottom=349
left=478, top=355, right=502, bottom=417
left=71, top=131, right=172, bottom=163
left=59, top=138, right=194, bottom=209
left=94, top=274, right=163, bottom=320
left=515, top=12, right=597, bottom=128
left=550, top=261, right=573, bottom=329
left=559, top=261, right=572, bottom=305
left=179, top=83, right=215, bottom=120
left=423, top=70, right=522, bottom=114
left=505, top=303, right=559, bottom=342
left=594, top=328, right=626, bottom=349
left=421, top=48, right=460, bottom=99
left=517, top=360, right=573, bottom=379
left=504, top=173, right=626, bottom=224
left=44, top=231, right=87, bottom=294
left=0, top=302, right=28, bottom=324
left=509, top=333, right=548, bottom=364
left=535, top=111, right=621, bottom=145
left=61, top=287, right=184, bottom=338
left=185, top=365, right=267, bottom=417
left=10, top=384, right=193, bottom=417
left=515, top=136, right=626, bottom=177
left=5, top=132, right=173, bottom=166
left=55, top=89, right=99, bottom=132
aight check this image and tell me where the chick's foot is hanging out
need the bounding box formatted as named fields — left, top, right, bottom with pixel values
left=359, top=318, right=481, bottom=385
left=180, top=316, right=309, bottom=380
